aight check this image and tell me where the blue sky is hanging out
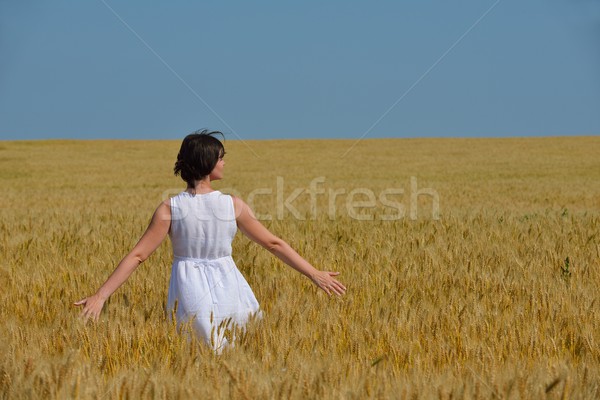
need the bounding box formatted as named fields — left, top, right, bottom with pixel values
left=1, top=0, right=599, bottom=140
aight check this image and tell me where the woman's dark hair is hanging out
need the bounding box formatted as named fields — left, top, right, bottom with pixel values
left=174, top=129, right=225, bottom=187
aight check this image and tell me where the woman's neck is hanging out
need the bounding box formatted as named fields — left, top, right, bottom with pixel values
left=187, top=178, right=214, bottom=195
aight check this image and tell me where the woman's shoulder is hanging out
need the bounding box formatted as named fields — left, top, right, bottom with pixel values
left=228, top=193, right=243, bottom=205
left=221, top=192, right=237, bottom=207
left=148, top=198, right=172, bottom=222
left=228, top=194, right=244, bottom=217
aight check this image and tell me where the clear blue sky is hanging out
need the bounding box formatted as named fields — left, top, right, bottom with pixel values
left=1, top=0, right=599, bottom=140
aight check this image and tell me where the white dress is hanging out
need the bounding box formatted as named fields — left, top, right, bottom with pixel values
left=166, top=191, right=260, bottom=351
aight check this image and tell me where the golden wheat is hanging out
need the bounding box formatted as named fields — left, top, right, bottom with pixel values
left=0, top=137, right=599, bottom=399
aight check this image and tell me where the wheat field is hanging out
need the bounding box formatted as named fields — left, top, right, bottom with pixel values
left=1, top=136, right=599, bottom=399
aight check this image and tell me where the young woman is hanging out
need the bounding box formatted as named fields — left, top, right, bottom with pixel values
left=75, top=130, right=346, bottom=351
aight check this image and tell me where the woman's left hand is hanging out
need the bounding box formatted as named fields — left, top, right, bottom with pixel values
left=74, top=294, right=106, bottom=322
left=310, top=271, right=346, bottom=296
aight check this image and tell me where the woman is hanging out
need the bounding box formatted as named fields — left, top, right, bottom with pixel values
left=75, top=130, right=346, bottom=351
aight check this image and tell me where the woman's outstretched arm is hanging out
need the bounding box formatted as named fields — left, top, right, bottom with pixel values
left=74, top=200, right=172, bottom=321
left=232, top=196, right=346, bottom=296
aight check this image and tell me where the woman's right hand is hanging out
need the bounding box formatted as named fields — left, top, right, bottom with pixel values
left=74, top=294, right=106, bottom=322
left=310, top=271, right=346, bottom=296
left=71, top=200, right=171, bottom=323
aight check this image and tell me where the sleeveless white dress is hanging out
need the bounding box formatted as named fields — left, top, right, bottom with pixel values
left=166, top=191, right=260, bottom=351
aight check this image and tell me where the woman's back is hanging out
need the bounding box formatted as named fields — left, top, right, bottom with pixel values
left=167, top=190, right=259, bottom=351
left=169, top=191, right=237, bottom=260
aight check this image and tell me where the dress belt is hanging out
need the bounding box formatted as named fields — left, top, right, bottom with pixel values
left=172, top=255, right=233, bottom=305
left=173, top=255, right=232, bottom=268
